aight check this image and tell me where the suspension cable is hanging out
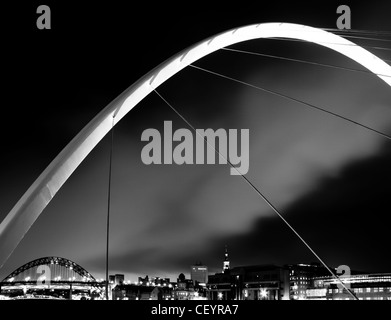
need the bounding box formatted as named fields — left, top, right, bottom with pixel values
left=221, top=47, right=391, bottom=78
left=266, top=37, right=391, bottom=52
left=322, top=28, right=391, bottom=36
left=152, top=86, right=359, bottom=300
left=105, top=116, right=115, bottom=300
left=189, top=64, right=391, bottom=141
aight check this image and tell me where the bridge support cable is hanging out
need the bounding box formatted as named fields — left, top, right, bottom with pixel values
left=328, top=34, right=391, bottom=43
left=189, top=64, right=391, bottom=141
left=152, top=87, right=358, bottom=300
left=264, top=37, right=391, bottom=53
left=105, top=116, right=115, bottom=300
left=220, top=47, right=391, bottom=79
left=321, top=28, right=391, bottom=37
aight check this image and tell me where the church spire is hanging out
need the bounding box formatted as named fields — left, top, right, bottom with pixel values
left=223, top=245, right=230, bottom=272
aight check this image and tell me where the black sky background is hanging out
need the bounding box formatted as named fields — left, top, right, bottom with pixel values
left=1, top=1, right=391, bottom=281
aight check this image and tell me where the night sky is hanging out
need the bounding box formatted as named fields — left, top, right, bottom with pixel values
left=1, top=1, right=391, bottom=282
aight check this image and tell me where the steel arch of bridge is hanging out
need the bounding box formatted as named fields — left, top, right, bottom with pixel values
left=2, top=257, right=95, bottom=282
left=1, top=22, right=391, bottom=268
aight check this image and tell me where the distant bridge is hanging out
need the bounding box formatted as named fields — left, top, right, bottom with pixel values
left=0, top=257, right=104, bottom=299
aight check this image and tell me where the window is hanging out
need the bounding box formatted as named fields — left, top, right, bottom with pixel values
left=358, top=288, right=363, bottom=293
left=374, top=288, right=378, bottom=293
left=379, top=288, right=384, bottom=292
left=366, top=297, right=371, bottom=300
left=366, top=288, right=371, bottom=293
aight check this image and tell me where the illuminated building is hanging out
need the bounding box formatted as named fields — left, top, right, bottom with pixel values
left=191, top=262, right=208, bottom=285
left=174, top=273, right=207, bottom=300
left=207, top=271, right=233, bottom=300
left=208, top=247, right=289, bottom=300
left=150, top=277, right=170, bottom=286
left=109, top=275, right=115, bottom=284
left=176, top=273, right=193, bottom=288
left=208, top=265, right=290, bottom=300
left=108, top=274, right=125, bottom=286
left=306, top=273, right=391, bottom=300
left=112, top=284, right=173, bottom=300
left=286, top=263, right=330, bottom=300
left=138, top=275, right=170, bottom=286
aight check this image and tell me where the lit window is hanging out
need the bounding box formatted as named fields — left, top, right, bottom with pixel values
left=366, top=288, right=371, bottom=293
left=379, top=288, right=384, bottom=292
left=358, top=288, right=363, bottom=293
left=366, top=297, right=371, bottom=300
left=374, top=288, right=378, bottom=293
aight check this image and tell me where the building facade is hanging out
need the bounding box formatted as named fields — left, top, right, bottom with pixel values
left=191, top=262, right=208, bottom=285
left=286, top=263, right=331, bottom=300
left=208, top=265, right=290, bottom=300
left=307, top=273, right=391, bottom=300
left=138, top=275, right=171, bottom=286
left=112, top=284, right=173, bottom=300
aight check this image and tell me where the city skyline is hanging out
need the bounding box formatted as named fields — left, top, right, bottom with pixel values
left=0, top=245, right=379, bottom=285
left=2, top=253, right=391, bottom=300
left=1, top=1, right=391, bottom=286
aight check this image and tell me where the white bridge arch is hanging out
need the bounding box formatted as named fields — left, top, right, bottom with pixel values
left=1, top=23, right=391, bottom=268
